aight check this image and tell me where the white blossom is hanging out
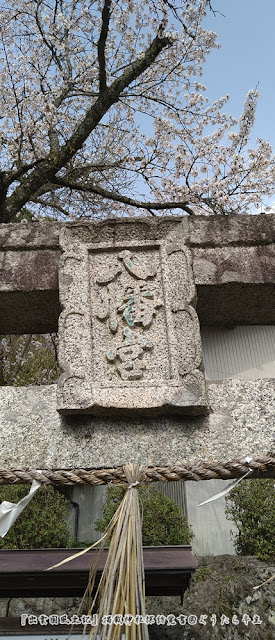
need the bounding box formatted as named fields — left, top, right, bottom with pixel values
left=0, top=0, right=273, bottom=220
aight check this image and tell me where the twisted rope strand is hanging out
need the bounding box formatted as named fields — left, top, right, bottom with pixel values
left=0, top=454, right=274, bottom=485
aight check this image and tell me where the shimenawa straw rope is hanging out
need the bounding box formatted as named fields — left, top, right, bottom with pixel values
left=0, top=454, right=274, bottom=485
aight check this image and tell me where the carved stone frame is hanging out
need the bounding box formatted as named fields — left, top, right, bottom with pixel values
left=57, top=219, right=208, bottom=415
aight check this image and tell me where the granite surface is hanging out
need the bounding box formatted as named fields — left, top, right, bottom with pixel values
left=1, top=216, right=274, bottom=332
left=57, top=220, right=207, bottom=415
left=0, top=380, right=273, bottom=470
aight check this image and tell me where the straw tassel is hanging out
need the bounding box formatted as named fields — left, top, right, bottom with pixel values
left=47, top=463, right=149, bottom=640
left=84, top=463, right=149, bottom=640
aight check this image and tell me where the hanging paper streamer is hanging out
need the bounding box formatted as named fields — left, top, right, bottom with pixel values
left=0, top=476, right=42, bottom=537
left=198, top=457, right=253, bottom=507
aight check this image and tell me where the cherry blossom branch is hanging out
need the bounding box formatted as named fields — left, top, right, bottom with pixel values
left=34, top=1, right=63, bottom=75
left=52, top=176, right=194, bottom=214
left=59, top=34, right=172, bottom=165
left=1, top=33, right=172, bottom=222
left=5, top=159, right=45, bottom=186
left=0, top=1, right=274, bottom=221
left=30, top=197, right=71, bottom=219
left=98, top=0, right=112, bottom=91
left=1, top=34, right=24, bottom=167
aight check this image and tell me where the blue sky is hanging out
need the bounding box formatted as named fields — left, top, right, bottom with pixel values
left=203, top=0, right=275, bottom=149
left=133, top=1, right=275, bottom=210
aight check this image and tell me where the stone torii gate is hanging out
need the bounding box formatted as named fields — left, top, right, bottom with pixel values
left=0, top=214, right=274, bottom=485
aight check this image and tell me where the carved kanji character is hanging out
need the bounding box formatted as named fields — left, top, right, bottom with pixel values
left=118, top=250, right=156, bottom=280
left=107, top=328, right=153, bottom=380
left=117, top=282, right=162, bottom=328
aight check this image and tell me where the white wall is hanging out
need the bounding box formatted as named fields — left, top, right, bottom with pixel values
left=201, top=325, right=275, bottom=381
left=184, top=479, right=238, bottom=556
left=67, top=485, right=107, bottom=543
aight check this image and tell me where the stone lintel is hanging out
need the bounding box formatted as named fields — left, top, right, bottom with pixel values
left=0, top=222, right=61, bottom=333
left=0, top=216, right=275, bottom=332
left=189, top=213, right=275, bottom=247
left=1, top=215, right=274, bottom=250
left=192, top=245, right=275, bottom=285
left=0, top=221, right=61, bottom=248
left=197, top=283, right=275, bottom=325
left=0, top=380, right=273, bottom=471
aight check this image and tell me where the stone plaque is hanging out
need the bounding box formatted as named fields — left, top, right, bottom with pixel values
left=57, top=219, right=208, bottom=415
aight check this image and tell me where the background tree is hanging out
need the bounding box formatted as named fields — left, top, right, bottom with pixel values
left=225, top=478, right=275, bottom=561
left=95, top=484, right=193, bottom=546
left=0, top=334, right=58, bottom=386
left=0, top=484, right=72, bottom=549
left=0, top=0, right=274, bottom=222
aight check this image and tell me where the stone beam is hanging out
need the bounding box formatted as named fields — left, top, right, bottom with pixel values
left=190, top=214, right=275, bottom=325
left=0, top=216, right=275, bottom=333
left=0, top=380, right=274, bottom=473
left=0, top=223, right=61, bottom=333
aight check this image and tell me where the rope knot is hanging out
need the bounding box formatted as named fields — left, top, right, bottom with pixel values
left=128, top=481, right=140, bottom=490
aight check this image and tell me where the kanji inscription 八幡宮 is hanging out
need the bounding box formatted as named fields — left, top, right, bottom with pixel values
left=57, top=219, right=208, bottom=415
left=95, top=249, right=163, bottom=381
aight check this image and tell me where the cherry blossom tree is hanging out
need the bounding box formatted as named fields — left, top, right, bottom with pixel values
left=0, top=0, right=274, bottom=222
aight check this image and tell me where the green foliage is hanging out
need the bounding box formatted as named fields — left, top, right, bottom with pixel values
left=0, top=484, right=72, bottom=549
left=0, top=334, right=59, bottom=386
left=69, top=539, right=96, bottom=548
left=225, top=478, right=275, bottom=560
left=14, top=345, right=58, bottom=386
left=95, top=484, right=193, bottom=547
